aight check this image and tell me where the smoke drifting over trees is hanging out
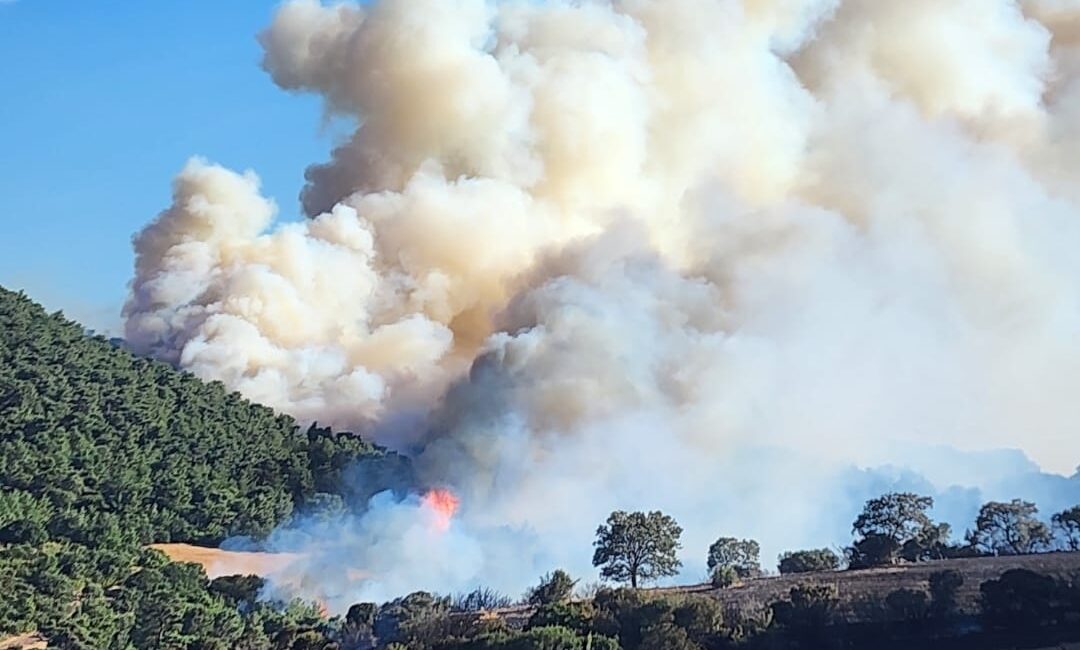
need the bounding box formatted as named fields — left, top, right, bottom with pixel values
left=124, top=0, right=1080, bottom=609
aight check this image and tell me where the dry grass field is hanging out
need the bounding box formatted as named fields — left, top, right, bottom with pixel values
left=491, top=552, right=1080, bottom=629
left=0, top=632, right=47, bottom=650
left=653, top=552, right=1080, bottom=619
left=149, top=543, right=302, bottom=579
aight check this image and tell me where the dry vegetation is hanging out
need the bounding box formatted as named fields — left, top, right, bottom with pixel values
left=149, top=543, right=302, bottom=579
left=483, top=552, right=1080, bottom=630
left=653, top=552, right=1080, bottom=619
left=0, top=632, right=47, bottom=650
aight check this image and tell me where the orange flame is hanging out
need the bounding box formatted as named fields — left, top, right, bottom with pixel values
left=421, top=488, right=459, bottom=532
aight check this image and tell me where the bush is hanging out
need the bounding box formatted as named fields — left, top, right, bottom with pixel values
left=777, top=549, right=841, bottom=575
left=885, top=588, right=929, bottom=621
left=453, top=587, right=513, bottom=612
left=673, top=596, right=724, bottom=646
left=501, top=625, right=586, bottom=650
left=590, top=587, right=673, bottom=649
left=710, top=565, right=738, bottom=588
left=527, top=570, right=577, bottom=606
left=772, top=584, right=838, bottom=630
left=847, top=534, right=901, bottom=569
left=527, top=602, right=595, bottom=635
left=638, top=622, right=701, bottom=650
left=375, top=591, right=452, bottom=647
left=980, top=569, right=1071, bottom=631
left=928, top=570, right=963, bottom=619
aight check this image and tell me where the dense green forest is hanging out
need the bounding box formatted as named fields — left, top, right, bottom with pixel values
left=0, top=286, right=408, bottom=647
left=0, top=285, right=412, bottom=548
left=3, top=284, right=1080, bottom=650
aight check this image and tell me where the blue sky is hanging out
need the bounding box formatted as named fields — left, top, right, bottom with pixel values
left=0, top=1, right=340, bottom=332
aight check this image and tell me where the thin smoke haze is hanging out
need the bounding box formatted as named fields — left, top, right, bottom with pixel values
left=124, top=0, right=1080, bottom=610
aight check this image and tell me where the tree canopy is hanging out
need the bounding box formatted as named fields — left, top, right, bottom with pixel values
left=592, top=511, right=682, bottom=588
left=777, top=549, right=841, bottom=575
left=850, top=493, right=950, bottom=567
left=706, top=537, right=761, bottom=579
left=968, top=500, right=1052, bottom=556
left=0, top=285, right=407, bottom=646
left=527, top=570, right=577, bottom=606
left=1051, top=506, right=1080, bottom=551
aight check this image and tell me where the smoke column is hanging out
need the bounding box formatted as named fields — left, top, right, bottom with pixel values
left=126, top=0, right=1080, bottom=608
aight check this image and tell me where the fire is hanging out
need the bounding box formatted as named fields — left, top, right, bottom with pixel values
left=420, top=488, right=459, bottom=532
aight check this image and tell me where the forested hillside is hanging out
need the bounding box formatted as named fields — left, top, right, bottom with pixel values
left=0, top=286, right=409, bottom=646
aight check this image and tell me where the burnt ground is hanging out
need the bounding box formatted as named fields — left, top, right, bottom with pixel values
left=666, top=552, right=1080, bottom=618
left=492, top=552, right=1080, bottom=628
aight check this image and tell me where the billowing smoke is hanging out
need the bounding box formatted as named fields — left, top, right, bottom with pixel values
left=126, top=0, right=1080, bottom=609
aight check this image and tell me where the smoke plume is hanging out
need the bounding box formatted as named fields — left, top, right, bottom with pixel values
left=126, top=0, right=1080, bottom=608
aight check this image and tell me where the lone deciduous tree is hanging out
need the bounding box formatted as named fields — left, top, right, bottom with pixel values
left=968, top=499, right=1052, bottom=556
left=853, top=493, right=934, bottom=542
left=592, top=510, right=682, bottom=588
left=851, top=493, right=943, bottom=566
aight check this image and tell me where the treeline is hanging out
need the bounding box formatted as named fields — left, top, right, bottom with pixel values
left=4, top=284, right=1080, bottom=649
left=0, top=286, right=411, bottom=646
left=713, top=492, right=1080, bottom=582
left=125, top=563, right=1077, bottom=650
left=583, top=495, right=1080, bottom=592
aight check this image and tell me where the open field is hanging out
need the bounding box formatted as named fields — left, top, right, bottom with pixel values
left=492, top=552, right=1080, bottom=629
left=0, top=632, right=47, bottom=650
left=149, top=543, right=302, bottom=579
left=689, top=552, right=1080, bottom=616
left=650, top=551, right=1080, bottom=619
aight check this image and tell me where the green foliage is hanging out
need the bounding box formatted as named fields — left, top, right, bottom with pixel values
left=671, top=596, right=724, bottom=647
left=0, top=286, right=405, bottom=648
left=852, top=493, right=934, bottom=543
left=116, top=561, right=246, bottom=649
left=706, top=537, right=760, bottom=579
left=434, top=624, right=613, bottom=650
left=527, top=570, right=577, bottom=606
left=899, top=522, right=952, bottom=562
left=968, top=499, right=1052, bottom=556
left=846, top=534, right=901, bottom=570
left=851, top=493, right=946, bottom=567
left=375, top=591, right=453, bottom=648
left=710, top=565, right=738, bottom=588
left=501, top=625, right=585, bottom=650
left=0, top=286, right=404, bottom=550
left=590, top=587, right=665, bottom=648
left=777, top=548, right=840, bottom=575
left=1051, top=505, right=1080, bottom=551
left=527, top=602, right=595, bottom=634
left=637, top=622, right=700, bottom=650
left=592, top=511, right=682, bottom=588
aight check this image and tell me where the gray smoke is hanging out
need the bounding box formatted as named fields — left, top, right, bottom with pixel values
left=125, top=0, right=1080, bottom=610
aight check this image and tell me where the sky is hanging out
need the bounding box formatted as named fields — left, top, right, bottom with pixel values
left=0, top=1, right=341, bottom=333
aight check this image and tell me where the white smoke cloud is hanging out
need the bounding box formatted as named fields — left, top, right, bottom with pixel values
left=126, top=0, right=1080, bottom=608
